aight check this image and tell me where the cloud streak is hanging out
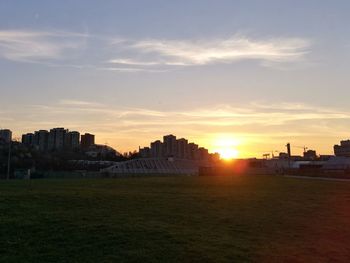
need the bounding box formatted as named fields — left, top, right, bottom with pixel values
left=0, top=29, right=311, bottom=71
left=0, top=30, right=87, bottom=63
left=10, top=100, right=350, bottom=133
left=109, top=35, right=311, bottom=69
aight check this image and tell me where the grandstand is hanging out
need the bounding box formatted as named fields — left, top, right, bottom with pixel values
left=101, top=158, right=208, bottom=176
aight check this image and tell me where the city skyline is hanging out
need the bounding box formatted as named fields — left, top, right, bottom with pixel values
left=3, top=126, right=350, bottom=161
left=21, top=127, right=95, bottom=151
left=1, top=1, right=350, bottom=157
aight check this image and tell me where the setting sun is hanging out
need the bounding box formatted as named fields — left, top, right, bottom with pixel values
left=218, top=148, right=239, bottom=160
left=210, top=135, right=241, bottom=160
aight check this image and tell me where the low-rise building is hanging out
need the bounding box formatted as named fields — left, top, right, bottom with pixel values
left=334, top=140, right=350, bottom=157
left=303, top=149, right=317, bottom=160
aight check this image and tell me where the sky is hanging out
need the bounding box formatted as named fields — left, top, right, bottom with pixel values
left=1, top=0, right=350, bottom=157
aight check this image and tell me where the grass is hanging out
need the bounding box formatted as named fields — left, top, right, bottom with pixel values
left=1, top=175, right=350, bottom=262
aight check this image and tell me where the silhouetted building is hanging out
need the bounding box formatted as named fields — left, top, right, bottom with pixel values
left=210, top=152, right=221, bottom=162
left=22, top=130, right=50, bottom=151
left=139, top=147, right=151, bottom=158
left=303, top=149, right=317, bottom=160
left=34, top=130, right=49, bottom=151
left=22, top=128, right=95, bottom=152
left=48, top=128, right=67, bottom=150
left=65, top=131, right=80, bottom=149
left=139, top=134, right=215, bottom=161
left=81, top=133, right=95, bottom=148
left=176, top=138, right=188, bottom=159
left=319, top=155, right=333, bottom=161
left=188, top=142, right=199, bottom=160
left=198, top=147, right=209, bottom=161
left=334, top=140, right=350, bottom=157
left=150, top=140, right=163, bottom=158
left=163, top=134, right=177, bottom=157
left=22, top=133, right=34, bottom=146
left=279, top=152, right=289, bottom=159
left=85, top=144, right=118, bottom=158
left=0, top=129, right=12, bottom=143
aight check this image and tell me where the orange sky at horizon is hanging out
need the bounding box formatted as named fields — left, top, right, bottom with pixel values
left=5, top=100, right=348, bottom=159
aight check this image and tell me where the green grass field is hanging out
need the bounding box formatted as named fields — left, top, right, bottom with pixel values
left=1, top=175, right=350, bottom=262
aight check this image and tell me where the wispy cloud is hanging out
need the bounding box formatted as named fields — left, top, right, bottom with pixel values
left=108, top=58, right=161, bottom=66
left=0, top=30, right=87, bottom=63
left=0, top=29, right=311, bottom=71
left=109, top=35, right=311, bottom=69
left=58, top=99, right=103, bottom=107
left=10, top=100, right=350, bottom=132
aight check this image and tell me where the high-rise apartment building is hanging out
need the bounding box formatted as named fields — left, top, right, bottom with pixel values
left=198, top=147, right=209, bottom=161
left=176, top=138, right=188, bottom=159
left=35, top=130, right=49, bottom=151
left=188, top=142, right=199, bottom=160
left=23, top=130, right=49, bottom=151
left=139, top=134, right=216, bottom=161
left=163, top=134, right=177, bottom=157
left=48, top=128, right=67, bottom=150
left=65, top=131, right=80, bottom=149
left=139, top=147, right=151, bottom=158
left=150, top=140, right=163, bottom=158
left=21, top=128, right=95, bottom=152
left=81, top=133, right=95, bottom=148
left=22, top=133, right=34, bottom=146
left=0, top=129, right=12, bottom=143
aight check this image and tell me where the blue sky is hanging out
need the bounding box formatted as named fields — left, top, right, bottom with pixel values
left=1, top=1, right=350, bottom=156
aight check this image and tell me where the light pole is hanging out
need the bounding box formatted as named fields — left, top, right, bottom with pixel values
left=6, top=140, right=11, bottom=180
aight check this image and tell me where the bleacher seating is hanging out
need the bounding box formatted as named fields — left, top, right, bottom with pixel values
left=101, top=158, right=204, bottom=175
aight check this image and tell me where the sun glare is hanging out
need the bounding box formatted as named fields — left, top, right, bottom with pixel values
left=218, top=148, right=239, bottom=160
left=211, top=135, right=241, bottom=160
